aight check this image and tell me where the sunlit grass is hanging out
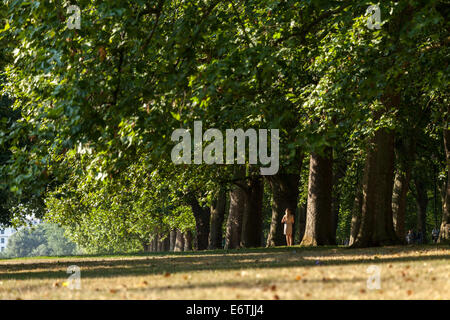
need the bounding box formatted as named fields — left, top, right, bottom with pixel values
left=0, top=244, right=448, bottom=299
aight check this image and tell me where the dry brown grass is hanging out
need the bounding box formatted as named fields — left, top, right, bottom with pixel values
left=0, top=245, right=448, bottom=300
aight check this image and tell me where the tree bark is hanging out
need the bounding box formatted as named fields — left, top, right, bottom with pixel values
left=153, top=233, right=160, bottom=252
left=297, top=201, right=307, bottom=243
left=174, top=229, right=185, bottom=252
left=241, top=175, right=264, bottom=248
left=438, top=128, right=450, bottom=243
left=392, top=135, right=415, bottom=242
left=184, top=230, right=193, bottom=251
left=266, top=173, right=301, bottom=247
left=301, top=148, right=335, bottom=246
left=392, top=170, right=411, bottom=242
left=352, top=128, right=400, bottom=247
left=169, top=230, right=176, bottom=251
left=163, top=234, right=170, bottom=251
left=224, top=177, right=246, bottom=249
left=157, top=233, right=163, bottom=252
left=187, top=195, right=211, bottom=250
left=208, top=187, right=227, bottom=249
left=349, top=188, right=363, bottom=246
left=149, top=237, right=154, bottom=252
left=148, top=239, right=153, bottom=252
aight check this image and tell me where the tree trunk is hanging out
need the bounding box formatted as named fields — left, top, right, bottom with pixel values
left=241, top=175, right=264, bottom=248
left=349, top=189, right=363, bottom=246
left=297, top=201, right=307, bottom=243
left=224, top=184, right=246, bottom=249
left=392, top=134, right=415, bottom=242
left=169, top=230, right=176, bottom=251
left=154, top=234, right=160, bottom=252
left=301, top=148, right=335, bottom=246
left=143, top=240, right=151, bottom=252
left=149, top=237, right=154, bottom=252
left=392, top=170, right=411, bottom=242
left=438, top=128, right=450, bottom=243
left=157, top=234, right=163, bottom=252
left=163, top=234, right=170, bottom=251
left=187, top=195, right=211, bottom=250
left=151, top=234, right=156, bottom=252
left=174, top=229, right=184, bottom=252
left=352, top=128, right=399, bottom=247
left=208, top=187, right=227, bottom=249
left=266, top=173, right=301, bottom=247
left=415, top=178, right=428, bottom=244
left=184, top=230, right=193, bottom=251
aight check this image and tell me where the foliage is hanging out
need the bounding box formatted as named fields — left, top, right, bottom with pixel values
left=0, top=222, right=78, bottom=258
left=0, top=0, right=448, bottom=249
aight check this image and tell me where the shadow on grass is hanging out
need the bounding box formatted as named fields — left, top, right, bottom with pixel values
left=125, top=276, right=369, bottom=294
left=0, top=245, right=448, bottom=281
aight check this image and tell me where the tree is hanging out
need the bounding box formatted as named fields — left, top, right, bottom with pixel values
left=240, top=173, right=264, bottom=248
left=1, top=0, right=448, bottom=250
left=301, top=148, right=335, bottom=245
left=392, top=135, right=415, bottom=242
left=309, top=1, right=449, bottom=247
left=208, top=186, right=226, bottom=249
left=224, top=181, right=246, bottom=249
left=439, top=125, right=450, bottom=243
left=186, top=194, right=211, bottom=251
left=2, top=223, right=77, bottom=258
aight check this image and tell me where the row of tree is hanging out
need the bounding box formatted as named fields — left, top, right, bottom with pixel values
left=0, top=1, right=448, bottom=253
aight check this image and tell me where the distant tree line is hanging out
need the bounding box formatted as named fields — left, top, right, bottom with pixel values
left=0, top=223, right=78, bottom=258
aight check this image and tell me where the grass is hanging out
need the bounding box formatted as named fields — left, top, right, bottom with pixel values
left=0, top=244, right=448, bottom=300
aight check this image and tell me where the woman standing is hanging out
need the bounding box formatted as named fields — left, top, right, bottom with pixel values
left=281, top=208, right=295, bottom=246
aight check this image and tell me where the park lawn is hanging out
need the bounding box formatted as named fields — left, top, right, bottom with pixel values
left=0, top=245, right=448, bottom=300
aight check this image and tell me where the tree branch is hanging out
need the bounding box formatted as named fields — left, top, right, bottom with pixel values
left=140, top=0, right=165, bottom=52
